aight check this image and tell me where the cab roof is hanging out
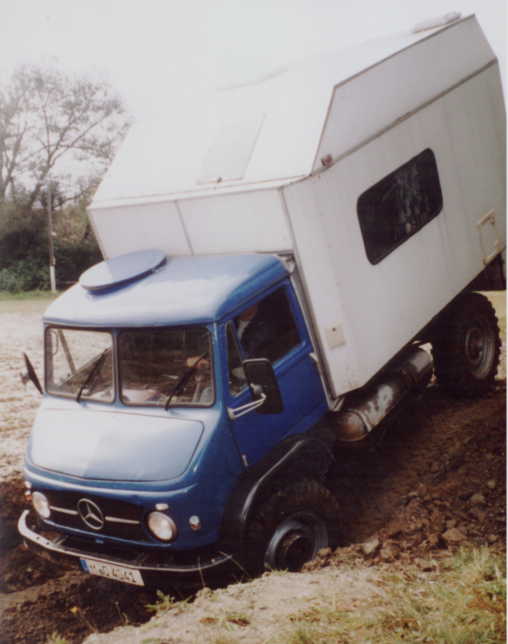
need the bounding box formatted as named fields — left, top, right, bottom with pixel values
left=44, top=253, right=287, bottom=327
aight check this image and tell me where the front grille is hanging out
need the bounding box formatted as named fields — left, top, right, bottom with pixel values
left=42, top=489, right=147, bottom=541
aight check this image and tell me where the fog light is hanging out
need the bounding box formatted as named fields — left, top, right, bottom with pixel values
left=189, top=515, right=201, bottom=531
left=32, top=491, right=51, bottom=519
left=147, top=511, right=177, bottom=542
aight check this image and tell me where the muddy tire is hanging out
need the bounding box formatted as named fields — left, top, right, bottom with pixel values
left=245, top=478, right=340, bottom=574
left=432, top=292, right=500, bottom=397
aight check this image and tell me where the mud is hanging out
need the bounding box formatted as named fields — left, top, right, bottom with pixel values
left=0, top=308, right=505, bottom=643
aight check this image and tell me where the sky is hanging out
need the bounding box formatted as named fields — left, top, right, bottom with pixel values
left=1, top=0, right=506, bottom=119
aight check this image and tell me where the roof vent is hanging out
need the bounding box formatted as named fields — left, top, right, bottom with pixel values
left=412, top=12, right=462, bottom=34
left=79, top=249, right=167, bottom=292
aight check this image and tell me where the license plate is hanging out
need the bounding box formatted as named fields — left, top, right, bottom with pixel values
left=80, top=558, right=144, bottom=586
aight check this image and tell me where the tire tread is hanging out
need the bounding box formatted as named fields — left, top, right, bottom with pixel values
left=245, top=477, right=340, bottom=574
left=433, top=292, right=501, bottom=397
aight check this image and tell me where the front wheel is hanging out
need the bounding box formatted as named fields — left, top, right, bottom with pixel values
left=245, top=478, right=340, bottom=574
left=432, top=292, right=501, bottom=396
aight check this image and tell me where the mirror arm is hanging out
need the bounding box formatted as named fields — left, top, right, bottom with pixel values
left=227, top=393, right=267, bottom=420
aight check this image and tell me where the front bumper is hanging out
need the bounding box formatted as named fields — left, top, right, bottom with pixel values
left=18, top=510, right=236, bottom=586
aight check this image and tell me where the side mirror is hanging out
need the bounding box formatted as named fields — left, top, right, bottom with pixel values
left=21, top=353, right=43, bottom=395
left=243, top=358, right=283, bottom=414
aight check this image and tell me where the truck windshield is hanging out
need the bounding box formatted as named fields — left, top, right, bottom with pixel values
left=118, top=326, right=213, bottom=407
left=45, top=328, right=114, bottom=402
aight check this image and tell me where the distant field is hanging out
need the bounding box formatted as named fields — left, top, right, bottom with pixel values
left=0, top=291, right=57, bottom=315
left=485, top=292, right=506, bottom=379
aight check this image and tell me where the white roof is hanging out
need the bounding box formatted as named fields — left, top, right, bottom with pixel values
left=92, top=14, right=495, bottom=209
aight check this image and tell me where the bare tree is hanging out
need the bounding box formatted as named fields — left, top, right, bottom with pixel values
left=0, top=65, right=130, bottom=209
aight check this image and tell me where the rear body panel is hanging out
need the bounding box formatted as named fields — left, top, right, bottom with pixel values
left=88, top=16, right=505, bottom=399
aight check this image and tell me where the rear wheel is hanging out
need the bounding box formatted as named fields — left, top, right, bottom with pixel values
left=245, top=478, right=340, bottom=574
left=432, top=292, right=500, bottom=396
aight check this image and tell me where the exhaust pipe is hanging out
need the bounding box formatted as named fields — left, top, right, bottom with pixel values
left=333, top=346, right=433, bottom=445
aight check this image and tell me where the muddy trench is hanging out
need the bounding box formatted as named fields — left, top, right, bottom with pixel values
left=1, top=381, right=505, bottom=644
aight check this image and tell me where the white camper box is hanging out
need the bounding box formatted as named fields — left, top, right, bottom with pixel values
left=89, top=14, right=506, bottom=400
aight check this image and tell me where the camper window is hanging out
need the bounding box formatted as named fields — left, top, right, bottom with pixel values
left=357, top=148, right=443, bottom=265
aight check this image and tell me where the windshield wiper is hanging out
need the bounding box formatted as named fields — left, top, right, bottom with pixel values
left=164, top=351, right=209, bottom=410
left=76, top=350, right=108, bottom=402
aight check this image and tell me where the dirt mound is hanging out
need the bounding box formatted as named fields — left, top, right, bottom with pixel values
left=307, top=382, right=506, bottom=571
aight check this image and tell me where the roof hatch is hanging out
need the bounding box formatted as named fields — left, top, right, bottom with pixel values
left=79, top=249, right=167, bottom=292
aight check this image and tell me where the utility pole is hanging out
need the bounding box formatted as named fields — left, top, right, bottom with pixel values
left=47, top=181, right=57, bottom=293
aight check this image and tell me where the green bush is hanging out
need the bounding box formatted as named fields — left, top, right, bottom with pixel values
left=0, top=201, right=101, bottom=292
left=0, top=259, right=49, bottom=292
left=0, top=209, right=48, bottom=266
left=54, top=237, right=101, bottom=289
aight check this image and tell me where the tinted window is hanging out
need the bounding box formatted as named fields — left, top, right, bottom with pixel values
left=357, top=149, right=443, bottom=264
left=235, top=288, right=300, bottom=363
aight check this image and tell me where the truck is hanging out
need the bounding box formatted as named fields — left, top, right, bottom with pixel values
left=19, top=13, right=505, bottom=587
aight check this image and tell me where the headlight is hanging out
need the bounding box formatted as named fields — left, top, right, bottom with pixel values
left=32, top=491, right=51, bottom=519
left=147, top=511, right=177, bottom=541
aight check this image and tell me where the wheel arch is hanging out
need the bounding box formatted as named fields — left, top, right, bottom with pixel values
left=219, top=432, right=335, bottom=556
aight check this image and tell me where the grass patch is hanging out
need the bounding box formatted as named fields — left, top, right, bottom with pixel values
left=45, top=633, right=69, bottom=644
left=146, top=590, right=176, bottom=615
left=282, top=547, right=506, bottom=644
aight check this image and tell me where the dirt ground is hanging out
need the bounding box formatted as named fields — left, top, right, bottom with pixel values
left=0, top=301, right=505, bottom=644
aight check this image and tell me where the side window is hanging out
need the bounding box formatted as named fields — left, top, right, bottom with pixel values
left=357, top=148, right=443, bottom=265
left=235, top=287, right=300, bottom=364
left=227, top=324, right=247, bottom=396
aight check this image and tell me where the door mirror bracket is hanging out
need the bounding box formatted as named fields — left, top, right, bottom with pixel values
left=244, top=358, right=283, bottom=414
left=227, top=358, right=283, bottom=419
left=227, top=393, right=267, bottom=420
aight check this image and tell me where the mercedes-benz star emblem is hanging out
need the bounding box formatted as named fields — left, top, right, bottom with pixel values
left=77, top=498, right=105, bottom=531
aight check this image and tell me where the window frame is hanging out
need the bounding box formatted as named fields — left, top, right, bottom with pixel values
left=226, top=321, right=249, bottom=398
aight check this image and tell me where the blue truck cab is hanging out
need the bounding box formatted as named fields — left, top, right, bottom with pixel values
left=19, top=250, right=341, bottom=585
